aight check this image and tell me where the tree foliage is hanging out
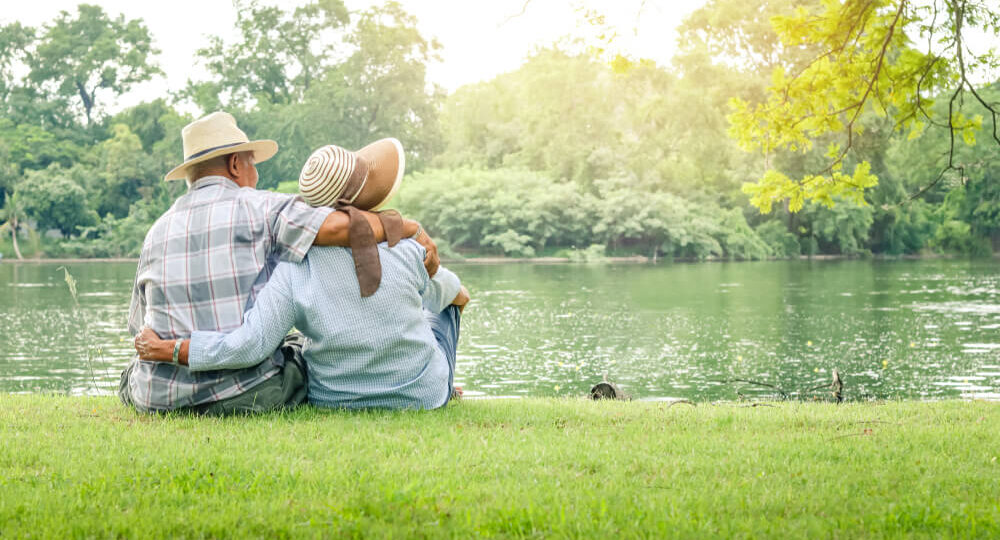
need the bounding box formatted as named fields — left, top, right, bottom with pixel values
left=0, top=23, right=33, bottom=105
left=1, top=0, right=998, bottom=261
left=27, top=4, right=161, bottom=125
left=729, top=0, right=1000, bottom=212
left=18, top=166, right=96, bottom=236
left=184, top=1, right=441, bottom=189
left=187, top=0, right=349, bottom=109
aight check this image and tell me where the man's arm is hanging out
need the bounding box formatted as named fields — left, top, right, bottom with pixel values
left=135, top=266, right=298, bottom=371
left=314, top=210, right=440, bottom=277
left=264, top=191, right=440, bottom=276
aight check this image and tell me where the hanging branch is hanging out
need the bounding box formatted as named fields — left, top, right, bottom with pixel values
left=500, top=0, right=533, bottom=27
left=903, top=0, right=1000, bottom=201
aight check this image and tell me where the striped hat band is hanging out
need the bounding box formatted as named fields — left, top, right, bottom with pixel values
left=298, top=138, right=405, bottom=211
left=299, top=145, right=369, bottom=207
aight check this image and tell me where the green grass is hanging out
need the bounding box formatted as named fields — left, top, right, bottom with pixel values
left=1, top=396, right=998, bottom=538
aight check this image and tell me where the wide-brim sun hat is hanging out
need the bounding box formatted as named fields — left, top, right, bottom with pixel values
left=164, top=111, right=278, bottom=181
left=298, top=138, right=405, bottom=211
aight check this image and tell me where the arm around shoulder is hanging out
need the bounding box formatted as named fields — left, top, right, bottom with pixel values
left=314, top=209, right=421, bottom=247
left=314, top=210, right=439, bottom=277
left=187, top=266, right=299, bottom=371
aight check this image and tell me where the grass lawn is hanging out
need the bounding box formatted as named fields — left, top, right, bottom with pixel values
left=1, top=395, right=998, bottom=538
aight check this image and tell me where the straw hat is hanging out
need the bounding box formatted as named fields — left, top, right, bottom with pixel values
left=298, top=138, right=405, bottom=211
left=164, top=112, right=278, bottom=181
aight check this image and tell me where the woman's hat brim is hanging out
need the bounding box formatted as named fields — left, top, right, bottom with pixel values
left=357, top=137, right=405, bottom=211
left=164, top=140, right=278, bottom=181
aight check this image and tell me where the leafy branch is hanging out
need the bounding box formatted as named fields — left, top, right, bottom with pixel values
left=730, top=0, right=1000, bottom=213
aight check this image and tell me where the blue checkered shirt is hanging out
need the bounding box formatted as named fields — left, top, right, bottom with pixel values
left=125, top=176, right=332, bottom=411
left=187, top=240, right=462, bottom=410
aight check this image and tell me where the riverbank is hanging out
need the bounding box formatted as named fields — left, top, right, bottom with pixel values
left=0, top=253, right=981, bottom=265
left=1, top=396, right=997, bottom=537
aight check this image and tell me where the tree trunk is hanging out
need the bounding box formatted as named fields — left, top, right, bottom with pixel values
left=10, top=217, right=22, bottom=260
left=76, top=81, right=94, bottom=125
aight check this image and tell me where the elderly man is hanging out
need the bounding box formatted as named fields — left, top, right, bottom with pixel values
left=134, top=141, right=469, bottom=410
left=119, top=112, right=438, bottom=414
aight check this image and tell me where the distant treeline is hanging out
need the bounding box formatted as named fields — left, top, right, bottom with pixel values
left=1, top=0, right=998, bottom=260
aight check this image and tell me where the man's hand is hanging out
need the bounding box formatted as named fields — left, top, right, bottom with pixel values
left=452, top=286, right=470, bottom=313
left=414, top=225, right=440, bottom=277
left=134, top=327, right=172, bottom=361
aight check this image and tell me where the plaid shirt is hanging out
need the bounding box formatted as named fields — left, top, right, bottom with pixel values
left=124, top=176, right=332, bottom=411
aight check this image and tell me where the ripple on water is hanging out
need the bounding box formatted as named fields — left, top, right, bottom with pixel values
left=912, top=301, right=1000, bottom=314
left=961, top=391, right=1000, bottom=401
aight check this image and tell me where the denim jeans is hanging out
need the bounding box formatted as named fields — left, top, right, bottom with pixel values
left=426, top=305, right=461, bottom=403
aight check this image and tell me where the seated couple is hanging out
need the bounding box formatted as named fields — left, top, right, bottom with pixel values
left=120, top=112, right=468, bottom=414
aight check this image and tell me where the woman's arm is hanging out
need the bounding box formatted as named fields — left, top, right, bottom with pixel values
left=134, top=266, right=299, bottom=371
left=418, top=259, right=464, bottom=314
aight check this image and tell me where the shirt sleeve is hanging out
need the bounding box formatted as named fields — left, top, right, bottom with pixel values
left=260, top=191, right=332, bottom=263
left=127, top=239, right=152, bottom=336
left=187, top=263, right=299, bottom=372
left=422, top=266, right=461, bottom=313
left=410, top=238, right=461, bottom=313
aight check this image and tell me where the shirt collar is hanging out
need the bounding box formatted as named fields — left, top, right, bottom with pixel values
left=189, top=175, right=240, bottom=191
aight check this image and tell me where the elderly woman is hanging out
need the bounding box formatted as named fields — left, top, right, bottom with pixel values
left=135, top=139, right=469, bottom=410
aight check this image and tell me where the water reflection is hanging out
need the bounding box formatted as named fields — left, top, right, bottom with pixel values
left=1, top=259, right=999, bottom=400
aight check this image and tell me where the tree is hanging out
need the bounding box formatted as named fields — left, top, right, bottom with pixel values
left=676, top=0, right=815, bottom=76
left=798, top=199, right=874, bottom=255
left=0, top=118, right=84, bottom=177
left=395, top=167, right=592, bottom=256
left=247, top=1, right=443, bottom=186
left=27, top=4, right=161, bottom=125
left=320, top=1, right=443, bottom=163
left=0, top=190, right=26, bottom=259
left=111, top=99, right=173, bottom=152
left=439, top=50, right=617, bottom=185
left=187, top=0, right=349, bottom=109
left=0, top=22, right=33, bottom=106
left=92, top=124, right=161, bottom=217
left=18, top=166, right=96, bottom=236
left=591, top=177, right=727, bottom=260
left=729, top=0, right=1000, bottom=213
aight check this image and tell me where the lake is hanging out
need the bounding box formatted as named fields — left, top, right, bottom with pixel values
left=1, top=259, right=999, bottom=401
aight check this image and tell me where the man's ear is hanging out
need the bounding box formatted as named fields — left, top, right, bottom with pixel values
left=227, top=153, right=241, bottom=178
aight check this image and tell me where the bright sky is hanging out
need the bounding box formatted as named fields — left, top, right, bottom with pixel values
left=3, top=0, right=708, bottom=112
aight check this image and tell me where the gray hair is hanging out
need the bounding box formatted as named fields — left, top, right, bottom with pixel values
left=186, top=151, right=254, bottom=185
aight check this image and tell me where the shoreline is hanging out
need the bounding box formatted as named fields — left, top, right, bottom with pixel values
left=0, top=253, right=980, bottom=265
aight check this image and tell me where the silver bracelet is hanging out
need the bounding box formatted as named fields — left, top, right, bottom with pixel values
left=412, top=222, right=423, bottom=239
left=172, top=339, right=182, bottom=365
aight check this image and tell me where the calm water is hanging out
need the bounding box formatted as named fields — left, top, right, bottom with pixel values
left=1, top=260, right=999, bottom=401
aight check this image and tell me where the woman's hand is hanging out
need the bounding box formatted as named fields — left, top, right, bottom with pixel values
left=133, top=327, right=173, bottom=361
